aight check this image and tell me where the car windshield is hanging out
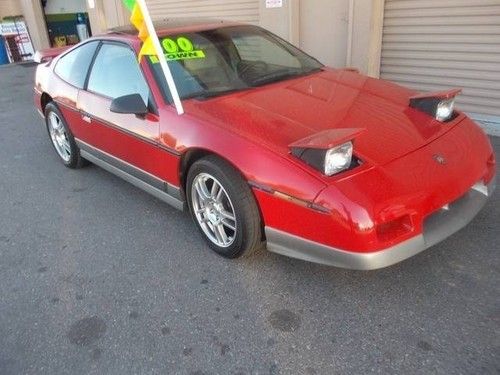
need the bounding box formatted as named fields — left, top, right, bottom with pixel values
left=147, top=25, right=323, bottom=102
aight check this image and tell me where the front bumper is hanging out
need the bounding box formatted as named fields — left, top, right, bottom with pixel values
left=265, top=178, right=495, bottom=270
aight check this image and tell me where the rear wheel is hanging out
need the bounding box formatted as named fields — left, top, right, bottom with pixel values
left=187, top=156, right=262, bottom=258
left=45, top=102, right=87, bottom=169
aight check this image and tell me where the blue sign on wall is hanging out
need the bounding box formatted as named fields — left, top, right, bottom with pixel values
left=0, top=36, right=9, bottom=65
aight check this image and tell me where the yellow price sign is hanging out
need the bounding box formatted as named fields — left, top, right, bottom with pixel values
left=160, top=37, right=206, bottom=61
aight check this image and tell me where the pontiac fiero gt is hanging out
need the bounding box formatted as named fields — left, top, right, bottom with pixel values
left=34, top=21, right=496, bottom=269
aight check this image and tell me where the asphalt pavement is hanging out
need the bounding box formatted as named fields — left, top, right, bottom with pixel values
left=0, top=63, right=499, bottom=374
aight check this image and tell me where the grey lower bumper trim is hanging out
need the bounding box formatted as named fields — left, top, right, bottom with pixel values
left=265, top=178, right=495, bottom=270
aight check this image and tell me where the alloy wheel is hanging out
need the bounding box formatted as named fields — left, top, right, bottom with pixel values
left=191, top=172, right=237, bottom=248
left=48, top=112, right=71, bottom=162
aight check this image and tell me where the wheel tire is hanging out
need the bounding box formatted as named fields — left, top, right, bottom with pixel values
left=45, top=102, right=88, bottom=169
left=187, top=155, right=263, bottom=258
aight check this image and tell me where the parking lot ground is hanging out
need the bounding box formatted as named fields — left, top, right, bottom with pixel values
left=0, top=63, right=499, bottom=374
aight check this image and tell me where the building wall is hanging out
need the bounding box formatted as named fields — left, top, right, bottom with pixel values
left=380, top=0, right=499, bottom=133
left=0, top=0, right=23, bottom=19
left=102, top=0, right=130, bottom=29
left=350, top=0, right=384, bottom=77
left=87, top=0, right=130, bottom=35
left=298, top=0, right=349, bottom=68
left=19, top=0, right=50, bottom=51
left=146, top=0, right=260, bottom=24
left=259, top=0, right=299, bottom=45
left=259, top=0, right=382, bottom=76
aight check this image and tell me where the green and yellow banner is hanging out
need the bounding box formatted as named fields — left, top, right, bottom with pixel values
left=122, top=0, right=155, bottom=60
left=122, top=0, right=184, bottom=114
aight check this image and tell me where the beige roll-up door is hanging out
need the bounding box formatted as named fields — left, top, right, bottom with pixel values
left=380, top=0, right=500, bottom=126
left=145, top=0, right=260, bottom=25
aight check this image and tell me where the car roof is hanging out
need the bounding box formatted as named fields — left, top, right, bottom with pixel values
left=109, top=18, right=245, bottom=38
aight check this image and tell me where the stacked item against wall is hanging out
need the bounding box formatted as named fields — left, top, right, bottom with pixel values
left=0, top=17, right=35, bottom=63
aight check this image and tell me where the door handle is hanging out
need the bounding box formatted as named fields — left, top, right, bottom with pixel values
left=81, top=112, right=92, bottom=124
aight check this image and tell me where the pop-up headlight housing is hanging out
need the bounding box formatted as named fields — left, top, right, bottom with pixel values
left=409, top=88, right=461, bottom=122
left=289, top=129, right=364, bottom=176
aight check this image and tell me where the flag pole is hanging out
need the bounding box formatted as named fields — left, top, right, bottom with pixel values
left=136, top=0, right=184, bottom=115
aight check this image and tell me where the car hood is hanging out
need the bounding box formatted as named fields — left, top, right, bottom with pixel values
left=186, top=68, right=459, bottom=166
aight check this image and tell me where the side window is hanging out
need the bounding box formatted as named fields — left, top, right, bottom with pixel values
left=87, top=43, right=149, bottom=104
left=54, top=41, right=99, bottom=88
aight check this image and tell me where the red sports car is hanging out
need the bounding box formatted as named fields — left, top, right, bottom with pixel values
left=34, top=21, right=496, bottom=270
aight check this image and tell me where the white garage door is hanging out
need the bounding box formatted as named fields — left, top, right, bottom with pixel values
left=380, top=0, right=500, bottom=130
left=145, top=0, right=260, bottom=25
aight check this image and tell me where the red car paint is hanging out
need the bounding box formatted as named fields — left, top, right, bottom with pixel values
left=34, top=23, right=496, bottom=261
left=410, top=88, right=462, bottom=101
left=288, top=128, right=366, bottom=150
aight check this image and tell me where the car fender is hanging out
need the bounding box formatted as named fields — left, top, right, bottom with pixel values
left=158, top=106, right=328, bottom=205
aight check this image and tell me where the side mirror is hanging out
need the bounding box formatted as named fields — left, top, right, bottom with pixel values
left=110, top=94, right=148, bottom=116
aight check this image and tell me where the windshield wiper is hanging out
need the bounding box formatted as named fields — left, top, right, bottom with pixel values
left=184, top=87, right=251, bottom=100
left=250, top=68, right=323, bottom=87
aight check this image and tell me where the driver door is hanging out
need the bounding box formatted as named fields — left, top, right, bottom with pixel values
left=76, top=42, right=165, bottom=179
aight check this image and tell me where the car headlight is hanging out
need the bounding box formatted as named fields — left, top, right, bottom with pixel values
left=291, top=141, right=356, bottom=176
left=436, top=98, right=455, bottom=122
left=409, top=89, right=461, bottom=122
left=324, top=141, right=353, bottom=176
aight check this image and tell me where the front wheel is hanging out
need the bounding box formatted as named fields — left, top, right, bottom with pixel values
left=186, top=156, right=263, bottom=258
